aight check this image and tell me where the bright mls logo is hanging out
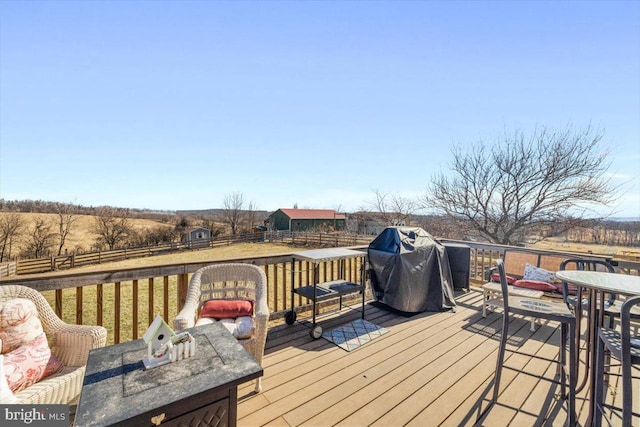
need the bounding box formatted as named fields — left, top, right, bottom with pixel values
left=0, top=405, right=68, bottom=426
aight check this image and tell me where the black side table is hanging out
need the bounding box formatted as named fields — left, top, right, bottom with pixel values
left=74, top=322, right=262, bottom=426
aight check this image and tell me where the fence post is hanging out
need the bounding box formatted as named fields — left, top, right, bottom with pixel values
left=51, top=256, right=55, bottom=272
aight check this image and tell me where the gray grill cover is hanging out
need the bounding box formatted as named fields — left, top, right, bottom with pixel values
left=368, top=227, right=456, bottom=313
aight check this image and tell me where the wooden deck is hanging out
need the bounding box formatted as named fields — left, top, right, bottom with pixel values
left=237, top=288, right=637, bottom=427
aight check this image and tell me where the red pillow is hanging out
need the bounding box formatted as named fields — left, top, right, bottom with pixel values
left=513, top=279, right=557, bottom=292
left=491, top=273, right=517, bottom=285
left=199, top=300, right=254, bottom=320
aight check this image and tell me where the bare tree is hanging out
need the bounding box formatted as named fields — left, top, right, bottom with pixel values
left=200, top=218, right=224, bottom=237
left=422, top=126, right=616, bottom=245
left=222, top=192, right=244, bottom=235
left=0, top=213, right=23, bottom=261
left=94, top=207, right=132, bottom=250
left=369, top=189, right=418, bottom=226
left=54, top=202, right=79, bottom=255
left=244, top=201, right=258, bottom=232
left=23, top=216, right=56, bottom=258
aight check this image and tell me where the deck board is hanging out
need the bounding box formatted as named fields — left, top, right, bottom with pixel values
left=237, top=288, right=637, bottom=426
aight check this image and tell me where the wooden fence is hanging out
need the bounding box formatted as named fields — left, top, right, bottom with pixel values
left=1, top=240, right=637, bottom=346
left=13, top=231, right=375, bottom=276
left=266, top=231, right=373, bottom=247
left=0, top=261, right=17, bottom=278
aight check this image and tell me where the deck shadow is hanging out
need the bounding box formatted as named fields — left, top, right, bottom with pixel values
left=465, top=371, right=569, bottom=426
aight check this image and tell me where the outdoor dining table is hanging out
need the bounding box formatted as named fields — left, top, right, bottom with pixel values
left=555, top=270, right=640, bottom=426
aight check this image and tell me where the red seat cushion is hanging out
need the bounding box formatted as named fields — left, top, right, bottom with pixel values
left=199, top=300, right=254, bottom=320
left=490, top=273, right=517, bottom=285
left=513, top=279, right=557, bottom=292
left=555, top=282, right=578, bottom=295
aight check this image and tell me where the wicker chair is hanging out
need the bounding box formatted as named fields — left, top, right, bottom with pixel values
left=0, top=285, right=107, bottom=404
left=173, top=263, right=269, bottom=393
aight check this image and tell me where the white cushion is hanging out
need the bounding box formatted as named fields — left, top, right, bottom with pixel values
left=523, top=263, right=556, bottom=284
left=0, top=355, right=16, bottom=404
left=219, top=317, right=255, bottom=339
left=195, top=316, right=255, bottom=339
left=195, top=317, right=215, bottom=327
left=0, top=298, right=44, bottom=354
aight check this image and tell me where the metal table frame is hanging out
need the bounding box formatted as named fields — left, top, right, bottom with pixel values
left=555, top=270, right=640, bottom=426
left=285, top=248, right=366, bottom=339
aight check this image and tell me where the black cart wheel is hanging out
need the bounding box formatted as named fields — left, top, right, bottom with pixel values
left=310, top=325, right=323, bottom=340
left=285, top=311, right=297, bottom=325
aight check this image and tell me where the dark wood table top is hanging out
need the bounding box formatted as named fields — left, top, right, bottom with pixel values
left=74, top=322, right=262, bottom=426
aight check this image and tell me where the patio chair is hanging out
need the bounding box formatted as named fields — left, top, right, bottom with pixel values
left=0, top=284, right=107, bottom=404
left=593, top=296, right=640, bottom=427
left=489, top=259, right=577, bottom=426
left=173, top=263, right=269, bottom=393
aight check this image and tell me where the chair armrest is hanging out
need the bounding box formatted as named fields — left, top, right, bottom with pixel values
left=173, top=301, right=198, bottom=331
left=53, top=324, right=107, bottom=367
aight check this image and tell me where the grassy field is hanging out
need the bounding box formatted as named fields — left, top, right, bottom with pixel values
left=530, top=237, right=640, bottom=260
left=1, top=212, right=174, bottom=256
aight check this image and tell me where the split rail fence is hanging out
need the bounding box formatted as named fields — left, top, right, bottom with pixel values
left=12, top=231, right=373, bottom=276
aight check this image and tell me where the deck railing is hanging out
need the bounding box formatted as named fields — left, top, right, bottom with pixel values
left=0, top=240, right=638, bottom=346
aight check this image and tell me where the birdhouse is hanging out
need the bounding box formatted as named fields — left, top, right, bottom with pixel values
left=142, top=315, right=196, bottom=369
left=143, top=315, right=176, bottom=369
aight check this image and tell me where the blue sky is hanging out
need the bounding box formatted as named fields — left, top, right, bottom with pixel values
left=1, top=0, right=639, bottom=218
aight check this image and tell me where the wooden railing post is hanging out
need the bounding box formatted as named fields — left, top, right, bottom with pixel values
left=273, top=263, right=279, bottom=313
left=114, top=282, right=121, bottom=344
left=76, top=287, right=83, bottom=325
left=148, top=278, right=154, bottom=325
left=132, top=279, right=139, bottom=339
left=163, top=276, right=169, bottom=321
left=55, top=290, right=63, bottom=319
left=177, top=273, right=189, bottom=311
left=96, top=284, right=103, bottom=326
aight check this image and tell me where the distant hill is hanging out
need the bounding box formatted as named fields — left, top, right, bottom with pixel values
left=609, top=217, right=640, bottom=222
left=176, top=209, right=272, bottom=219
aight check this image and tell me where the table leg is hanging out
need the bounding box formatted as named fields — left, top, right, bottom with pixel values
left=290, top=258, right=295, bottom=315
left=312, top=263, right=317, bottom=327
left=360, top=259, right=366, bottom=320
left=584, top=287, right=605, bottom=427
left=569, top=319, right=577, bottom=427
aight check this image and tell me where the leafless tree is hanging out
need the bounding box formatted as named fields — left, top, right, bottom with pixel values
left=174, top=215, right=193, bottom=233
left=0, top=213, right=23, bottom=261
left=422, top=126, right=616, bottom=245
left=244, top=201, right=258, bottom=232
left=369, top=189, right=419, bottom=226
left=94, top=207, right=132, bottom=250
left=199, top=218, right=224, bottom=237
left=23, top=217, right=56, bottom=258
left=54, top=202, right=79, bottom=255
left=222, top=192, right=244, bottom=235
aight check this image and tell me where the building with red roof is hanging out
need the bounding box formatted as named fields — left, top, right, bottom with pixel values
left=266, top=208, right=346, bottom=231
